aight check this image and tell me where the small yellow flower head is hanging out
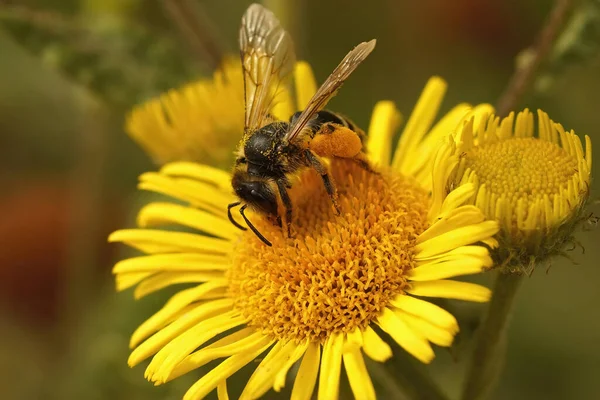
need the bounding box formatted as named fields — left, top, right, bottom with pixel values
left=435, top=108, right=593, bottom=273
left=125, top=56, right=293, bottom=167
left=111, top=67, right=500, bottom=399
left=125, top=57, right=243, bottom=166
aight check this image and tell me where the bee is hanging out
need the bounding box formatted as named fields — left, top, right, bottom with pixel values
left=228, top=3, right=376, bottom=246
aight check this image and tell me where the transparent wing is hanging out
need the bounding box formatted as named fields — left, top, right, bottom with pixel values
left=284, top=40, right=376, bottom=144
left=239, top=3, right=296, bottom=132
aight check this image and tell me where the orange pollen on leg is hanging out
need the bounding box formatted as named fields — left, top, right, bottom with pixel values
left=227, top=160, right=430, bottom=342
left=309, top=126, right=363, bottom=158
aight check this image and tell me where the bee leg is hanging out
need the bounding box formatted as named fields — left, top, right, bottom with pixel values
left=239, top=204, right=272, bottom=246
left=227, top=201, right=248, bottom=231
left=276, top=179, right=293, bottom=237
left=305, top=149, right=341, bottom=215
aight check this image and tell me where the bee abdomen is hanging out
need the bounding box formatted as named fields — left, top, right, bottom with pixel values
left=290, top=110, right=344, bottom=132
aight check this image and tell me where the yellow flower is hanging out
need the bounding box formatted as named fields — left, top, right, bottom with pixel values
left=434, top=108, right=593, bottom=273
left=111, top=65, right=500, bottom=400
left=125, top=56, right=294, bottom=167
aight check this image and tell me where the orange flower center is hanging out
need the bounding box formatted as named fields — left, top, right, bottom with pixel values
left=227, top=160, right=429, bottom=342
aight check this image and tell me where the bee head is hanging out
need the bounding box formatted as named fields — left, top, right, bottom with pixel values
left=231, top=171, right=278, bottom=218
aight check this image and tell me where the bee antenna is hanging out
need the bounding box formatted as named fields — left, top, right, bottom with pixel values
left=239, top=204, right=272, bottom=246
left=228, top=201, right=248, bottom=231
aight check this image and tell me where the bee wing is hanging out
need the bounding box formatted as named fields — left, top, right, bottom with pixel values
left=240, top=4, right=296, bottom=133
left=284, top=40, right=376, bottom=144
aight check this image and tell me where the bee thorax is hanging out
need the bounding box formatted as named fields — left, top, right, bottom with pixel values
left=244, top=122, right=289, bottom=164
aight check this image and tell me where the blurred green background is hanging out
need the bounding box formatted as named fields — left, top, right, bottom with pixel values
left=0, top=0, right=599, bottom=399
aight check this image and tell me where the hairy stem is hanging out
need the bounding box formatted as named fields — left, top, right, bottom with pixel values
left=461, top=1, right=577, bottom=398
left=461, top=273, right=523, bottom=400
left=495, top=0, right=576, bottom=116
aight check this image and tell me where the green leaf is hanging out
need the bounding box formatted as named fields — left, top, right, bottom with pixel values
left=534, top=0, right=600, bottom=93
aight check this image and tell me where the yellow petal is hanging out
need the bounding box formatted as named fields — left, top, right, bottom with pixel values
left=409, top=256, right=490, bottom=281
left=240, top=341, right=293, bottom=399
left=274, top=340, right=310, bottom=392
left=480, top=237, right=499, bottom=249
left=343, top=347, right=376, bottom=400
left=393, top=76, right=447, bottom=171
left=126, top=102, right=171, bottom=165
left=138, top=172, right=233, bottom=216
left=217, top=380, right=229, bottom=400
left=128, top=298, right=233, bottom=365
left=415, top=244, right=490, bottom=263
left=291, top=342, right=320, bottom=400
left=113, top=253, right=230, bottom=274
left=428, top=138, right=459, bottom=221
left=115, top=271, right=154, bottom=291
left=242, top=339, right=308, bottom=399
left=397, top=311, right=455, bottom=347
left=361, top=326, right=392, bottom=362
left=467, top=104, right=496, bottom=135
left=407, top=280, right=492, bottom=302
left=134, top=271, right=225, bottom=299
left=366, top=101, right=401, bottom=167
left=168, top=330, right=273, bottom=383
left=418, top=205, right=483, bottom=243
left=125, top=58, right=245, bottom=166
left=407, top=103, right=472, bottom=181
left=585, top=135, right=592, bottom=172
left=294, top=61, right=317, bottom=110
left=415, top=220, right=499, bottom=259
left=238, top=340, right=282, bottom=397
left=183, top=342, right=271, bottom=400
left=137, top=202, right=237, bottom=240
left=454, top=104, right=495, bottom=144
left=342, top=328, right=361, bottom=351
left=271, top=87, right=294, bottom=121
left=389, top=294, right=458, bottom=333
left=160, top=162, right=232, bottom=192
left=439, top=185, right=478, bottom=215
left=318, top=333, right=344, bottom=400
left=109, top=229, right=233, bottom=255
left=376, top=307, right=434, bottom=364
left=131, top=303, right=195, bottom=349
left=149, top=313, right=247, bottom=383
left=131, top=280, right=228, bottom=346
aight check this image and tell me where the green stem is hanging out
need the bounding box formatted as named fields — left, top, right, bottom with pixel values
left=495, top=0, right=575, bottom=116
left=461, top=272, right=523, bottom=400
left=461, top=0, right=575, bottom=396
